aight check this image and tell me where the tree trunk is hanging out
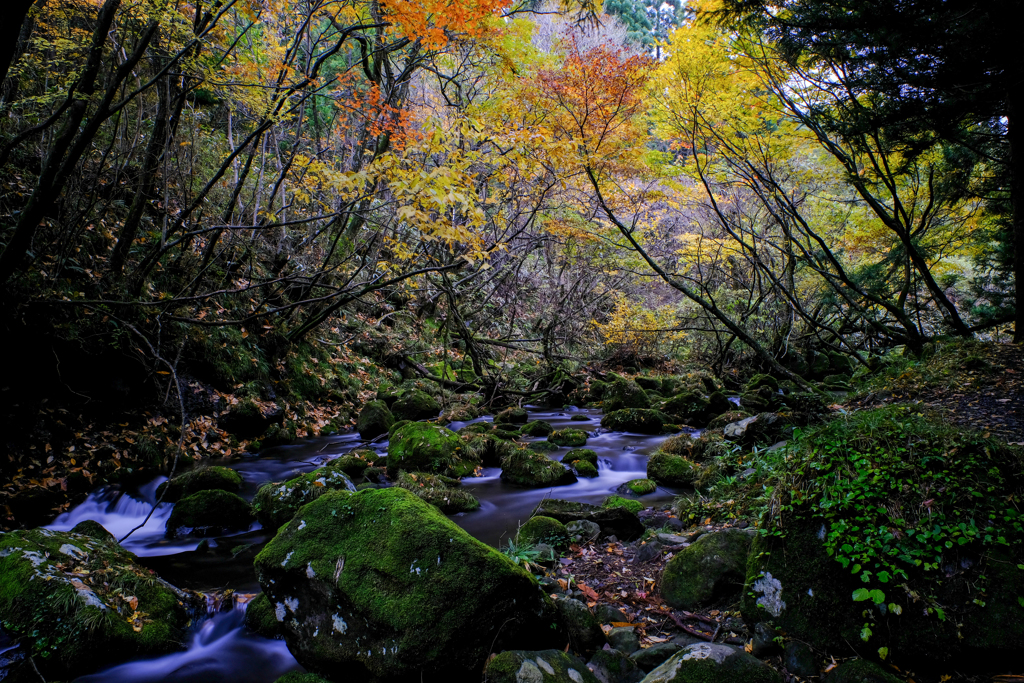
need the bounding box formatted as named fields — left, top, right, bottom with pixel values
left=0, top=0, right=36, bottom=87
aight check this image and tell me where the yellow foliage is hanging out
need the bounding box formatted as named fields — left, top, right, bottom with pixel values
left=593, top=295, right=686, bottom=357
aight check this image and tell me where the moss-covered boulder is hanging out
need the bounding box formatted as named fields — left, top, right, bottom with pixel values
left=647, top=451, right=700, bottom=487
left=166, top=489, right=253, bottom=537
left=740, top=386, right=779, bottom=413
left=548, top=428, right=588, bottom=447
left=662, top=391, right=712, bottom=427
left=642, top=643, right=782, bottom=683
left=745, top=374, right=780, bottom=393
left=603, top=495, right=643, bottom=515
left=741, top=407, right=1024, bottom=674
left=387, top=422, right=480, bottom=478
left=706, top=410, right=750, bottom=430
left=332, top=451, right=376, bottom=478
left=603, top=377, right=651, bottom=412
left=220, top=397, right=284, bottom=438
left=620, top=478, right=657, bottom=496
left=155, top=465, right=242, bottom=502
left=357, top=400, right=395, bottom=439
left=395, top=471, right=480, bottom=514
left=495, top=406, right=529, bottom=425
left=529, top=440, right=561, bottom=453
left=521, top=420, right=554, bottom=437
left=516, top=516, right=570, bottom=550
left=484, top=649, right=599, bottom=683
left=463, top=435, right=520, bottom=468
left=0, top=527, right=200, bottom=680
left=246, top=593, right=284, bottom=638
left=532, top=499, right=644, bottom=541
left=502, top=449, right=577, bottom=488
left=554, top=598, right=606, bottom=656
left=660, top=529, right=753, bottom=610
left=391, top=389, right=441, bottom=421
left=562, top=448, right=598, bottom=465
left=600, top=409, right=669, bottom=434
left=723, top=412, right=790, bottom=447
left=573, top=460, right=599, bottom=477
left=253, top=463, right=356, bottom=528
left=254, top=488, right=562, bottom=682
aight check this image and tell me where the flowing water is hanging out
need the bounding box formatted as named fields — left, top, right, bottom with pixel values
left=46, top=406, right=688, bottom=682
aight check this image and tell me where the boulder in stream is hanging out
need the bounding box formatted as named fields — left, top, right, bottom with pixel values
left=600, top=409, right=668, bottom=434
left=155, top=465, right=242, bottom=502
left=532, top=499, right=644, bottom=541
left=660, top=528, right=754, bottom=610
left=387, top=422, right=480, bottom=478
left=356, top=399, right=395, bottom=439
left=0, top=526, right=200, bottom=680
left=549, top=428, right=589, bottom=447
left=165, top=489, right=254, bottom=537
left=391, top=389, right=440, bottom=421
left=501, top=449, right=577, bottom=487
left=254, top=488, right=562, bottom=682
left=602, top=376, right=651, bottom=412
left=394, top=471, right=480, bottom=513
left=253, top=462, right=356, bottom=529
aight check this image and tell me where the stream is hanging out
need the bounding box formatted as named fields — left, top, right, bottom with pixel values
left=46, top=406, right=686, bottom=682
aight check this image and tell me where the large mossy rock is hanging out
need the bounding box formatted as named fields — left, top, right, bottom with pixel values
left=647, top=451, right=699, bottom=487
left=357, top=400, right=395, bottom=439
left=554, top=598, right=606, bottom=656
left=166, top=489, right=253, bottom=537
left=484, top=649, right=599, bottom=683
left=641, top=643, right=782, bottom=683
left=532, top=499, right=644, bottom=541
left=0, top=527, right=199, bottom=680
left=495, top=406, right=530, bottom=425
left=246, top=593, right=284, bottom=639
left=391, top=389, right=441, bottom=421
left=740, top=406, right=1024, bottom=674
left=253, top=488, right=562, bottom=683
left=253, top=462, right=356, bottom=528
left=661, top=391, right=711, bottom=427
left=387, top=422, right=479, bottom=478
left=219, top=397, right=284, bottom=438
left=516, top=516, right=571, bottom=550
left=502, top=449, right=577, bottom=487
left=549, top=428, right=589, bottom=447
left=522, top=420, right=555, bottom=437
left=603, top=377, right=651, bottom=412
left=601, top=409, right=668, bottom=434
left=660, top=529, right=753, bottom=610
left=395, top=471, right=480, bottom=514
left=155, top=465, right=242, bottom=502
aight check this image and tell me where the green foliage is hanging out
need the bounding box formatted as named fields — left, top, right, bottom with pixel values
left=603, top=495, right=643, bottom=515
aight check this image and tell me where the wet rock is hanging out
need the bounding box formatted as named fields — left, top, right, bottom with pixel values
left=219, top=397, right=284, bottom=438
left=602, top=377, right=651, bottom=412
left=517, top=516, right=571, bottom=550
left=749, top=622, right=780, bottom=657
left=646, top=451, right=699, bottom=487
left=783, top=641, right=817, bottom=677
left=660, top=529, right=753, bottom=610
left=495, top=406, right=529, bottom=425
left=254, top=488, right=562, bottom=682
left=706, top=410, right=752, bottom=430
left=618, top=479, right=656, bottom=496
left=607, top=627, right=640, bottom=655
left=594, top=604, right=628, bottom=624
left=666, top=518, right=683, bottom=531
left=661, top=391, right=711, bottom=427
left=253, top=463, right=356, bottom=528
left=587, top=648, right=644, bottom=683
left=629, top=643, right=681, bottom=672
left=563, top=449, right=598, bottom=465
left=395, top=471, right=480, bottom=514
left=391, top=389, right=441, bottom=421
left=387, top=422, right=480, bottom=478
left=600, top=409, right=668, bottom=434
left=574, top=460, right=600, bottom=477
left=533, top=500, right=644, bottom=541
left=156, top=465, right=242, bottom=502
left=655, top=533, right=689, bottom=546
left=821, top=659, right=903, bottom=683
left=356, top=400, right=395, bottom=439
left=555, top=598, right=607, bottom=656
left=641, top=643, right=782, bottom=683
left=246, top=593, right=284, bottom=638
left=634, top=540, right=662, bottom=563
left=566, top=520, right=601, bottom=543
left=485, top=649, right=599, bottom=683
left=522, top=420, right=555, bottom=437
left=669, top=633, right=704, bottom=648
left=166, top=489, right=253, bottom=537
left=549, top=429, right=589, bottom=447
left=0, top=527, right=200, bottom=680
left=502, top=449, right=577, bottom=488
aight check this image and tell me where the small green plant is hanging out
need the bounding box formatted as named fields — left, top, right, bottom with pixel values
left=501, top=538, right=541, bottom=571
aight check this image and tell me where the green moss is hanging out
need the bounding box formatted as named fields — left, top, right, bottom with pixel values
left=253, top=488, right=560, bottom=681
left=706, top=411, right=751, bottom=430
left=387, top=422, right=479, bottom=478
left=166, top=489, right=253, bottom=537
left=661, top=529, right=753, bottom=609
left=156, top=465, right=242, bottom=502
left=603, top=495, right=644, bottom=515
left=356, top=400, right=395, bottom=439
left=574, top=460, right=599, bottom=477
left=495, top=407, right=529, bottom=424
left=563, top=448, right=598, bottom=465
left=253, top=466, right=355, bottom=528
left=603, top=377, right=651, bottom=411
left=391, top=390, right=441, bottom=421
left=521, top=420, right=554, bottom=437
left=332, top=452, right=375, bottom=478
left=625, top=478, right=657, bottom=495
left=246, top=593, right=283, bottom=638
left=647, top=451, right=700, bottom=486
left=516, top=516, right=570, bottom=549
left=395, top=471, right=480, bottom=513
left=662, top=392, right=711, bottom=425
left=549, top=429, right=588, bottom=447
left=529, top=440, right=561, bottom=452
left=0, top=528, right=196, bottom=680
left=501, top=449, right=578, bottom=487
left=643, top=645, right=782, bottom=683
left=484, top=649, right=599, bottom=683
left=745, top=374, right=780, bottom=393
left=600, top=409, right=669, bottom=434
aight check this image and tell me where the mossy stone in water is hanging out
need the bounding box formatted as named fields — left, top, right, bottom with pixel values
left=603, top=495, right=643, bottom=515
left=254, top=488, right=562, bottom=682
left=501, top=449, right=577, bottom=488
left=245, top=593, right=284, bottom=638
left=574, top=460, right=599, bottom=478
left=0, top=527, right=199, bottom=680
left=563, top=448, right=597, bottom=465
left=706, top=411, right=750, bottom=430
left=603, top=377, right=651, bottom=411
left=395, top=471, right=480, bottom=514
left=622, top=478, right=657, bottom=495
left=521, top=420, right=554, bottom=437
left=548, top=428, right=588, bottom=447
left=516, top=516, right=570, bottom=550
left=484, top=649, right=599, bottom=683
left=662, top=392, right=711, bottom=426
left=745, top=374, right=780, bottom=393
left=495, top=406, right=530, bottom=424
left=391, top=389, right=440, bottom=421
left=642, top=643, right=782, bottom=683
left=647, top=451, right=700, bottom=487
left=156, top=465, right=243, bottom=502
left=387, top=422, right=479, bottom=478
left=332, top=452, right=375, bottom=478
left=166, top=489, right=253, bottom=537
left=532, top=499, right=645, bottom=541
left=253, top=464, right=356, bottom=528
left=661, top=529, right=753, bottom=610
left=356, top=400, right=395, bottom=439
left=600, top=409, right=668, bottom=434
left=529, top=440, right=561, bottom=453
